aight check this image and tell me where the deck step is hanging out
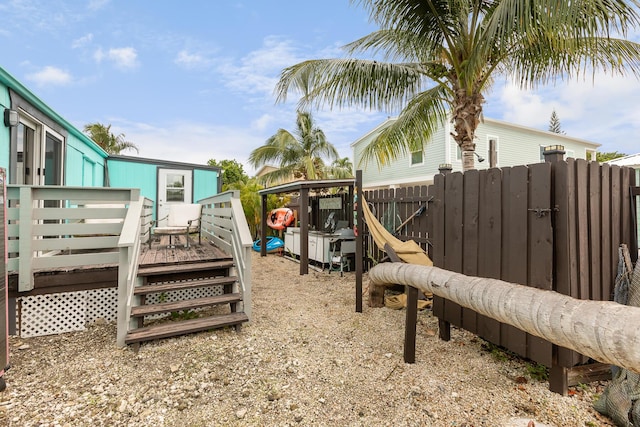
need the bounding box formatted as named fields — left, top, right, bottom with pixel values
left=134, top=276, right=238, bottom=295
left=138, top=260, right=234, bottom=277
left=125, top=312, right=248, bottom=344
left=131, top=293, right=242, bottom=317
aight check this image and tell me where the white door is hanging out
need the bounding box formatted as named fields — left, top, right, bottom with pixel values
left=13, top=115, right=64, bottom=187
left=157, top=168, right=193, bottom=220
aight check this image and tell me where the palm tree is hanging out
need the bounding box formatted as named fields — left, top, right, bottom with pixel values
left=249, top=111, right=339, bottom=185
left=275, top=0, right=640, bottom=171
left=83, top=122, right=139, bottom=155
left=327, top=157, right=354, bottom=179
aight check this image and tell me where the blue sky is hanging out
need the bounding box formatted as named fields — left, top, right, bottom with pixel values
left=2, top=0, right=639, bottom=176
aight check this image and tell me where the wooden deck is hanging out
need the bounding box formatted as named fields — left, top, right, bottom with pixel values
left=9, top=236, right=232, bottom=297
left=140, top=235, right=232, bottom=267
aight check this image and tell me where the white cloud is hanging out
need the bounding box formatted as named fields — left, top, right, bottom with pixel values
left=107, top=47, right=139, bottom=69
left=25, top=66, right=72, bottom=87
left=88, top=0, right=110, bottom=11
left=484, top=72, right=640, bottom=155
left=72, top=33, right=93, bottom=49
left=94, top=47, right=139, bottom=70
left=252, top=114, right=275, bottom=132
left=217, top=36, right=305, bottom=96
left=174, top=50, right=210, bottom=69
left=109, top=119, right=267, bottom=174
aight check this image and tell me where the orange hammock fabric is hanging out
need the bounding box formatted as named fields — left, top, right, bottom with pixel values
left=361, top=197, right=433, bottom=267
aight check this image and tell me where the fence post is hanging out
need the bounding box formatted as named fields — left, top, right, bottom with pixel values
left=18, top=187, right=34, bottom=292
left=544, top=147, right=569, bottom=395
left=355, top=170, right=363, bottom=313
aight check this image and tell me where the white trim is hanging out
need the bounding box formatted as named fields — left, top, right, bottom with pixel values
left=482, top=117, right=601, bottom=148
left=445, top=119, right=451, bottom=163
left=363, top=173, right=438, bottom=189
left=487, top=135, right=499, bottom=166
left=349, top=117, right=396, bottom=148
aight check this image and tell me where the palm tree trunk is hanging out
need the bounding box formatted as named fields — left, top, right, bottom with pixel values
left=368, top=263, right=640, bottom=373
left=451, top=86, right=484, bottom=171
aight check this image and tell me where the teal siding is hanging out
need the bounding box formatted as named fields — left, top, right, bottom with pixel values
left=66, top=134, right=106, bottom=187
left=107, top=159, right=157, bottom=202
left=194, top=169, right=219, bottom=202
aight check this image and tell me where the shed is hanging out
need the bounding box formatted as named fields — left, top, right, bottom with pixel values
left=106, top=155, right=222, bottom=220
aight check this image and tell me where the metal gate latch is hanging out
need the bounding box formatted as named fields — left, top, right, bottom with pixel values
left=528, top=206, right=559, bottom=218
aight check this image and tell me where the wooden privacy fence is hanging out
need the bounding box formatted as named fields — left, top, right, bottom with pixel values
left=362, top=186, right=433, bottom=266
left=362, top=158, right=638, bottom=394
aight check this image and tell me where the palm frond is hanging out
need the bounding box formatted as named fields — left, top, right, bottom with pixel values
left=359, top=85, right=449, bottom=168
left=276, top=59, right=427, bottom=112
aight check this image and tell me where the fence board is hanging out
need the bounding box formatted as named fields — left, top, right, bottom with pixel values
left=501, top=166, right=528, bottom=356
left=443, top=172, right=464, bottom=324
left=553, top=160, right=578, bottom=367
left=575, top=160, right=590, bottom=302
left=600, top=163, right=612, bottom=302
left=588, top=161, right=602, bottom=301
left=461, top=170, right=479, bottom=334
left=476, top=168, right=502, bottom=345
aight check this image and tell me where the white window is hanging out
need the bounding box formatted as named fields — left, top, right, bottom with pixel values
left=410, top=149, right=423, bottom=166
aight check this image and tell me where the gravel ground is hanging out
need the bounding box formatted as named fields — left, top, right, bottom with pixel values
left=0, top=252, right=615, bottom=426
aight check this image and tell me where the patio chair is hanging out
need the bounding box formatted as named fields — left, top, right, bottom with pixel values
left=150, top=203, right=202, bottom=248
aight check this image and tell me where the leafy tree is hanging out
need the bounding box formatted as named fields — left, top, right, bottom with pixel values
left=548, top=110, right=565, bottom=135
left=208, top=159, right=249, bottom=190
left=83, top=122, right=139, bottom=155
left=275, top=0, right=640, bottom=172
left=596, top=151, right=627, bottom=163
left=228, top=178, right=287, bottom=239
left=248, top=111, right=339, bottom=185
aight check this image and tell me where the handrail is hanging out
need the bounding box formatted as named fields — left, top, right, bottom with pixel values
left=6, top=185, right=140, bottom=291
left=198, top=190, right=253, bottom=319
left=115, top=196, right=150, bottom=347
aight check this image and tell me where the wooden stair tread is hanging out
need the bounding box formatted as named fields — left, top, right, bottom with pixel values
left=134, top=276, right=238, bottom=295
left=125, top=312, right=248, bottom=344
left=138, top=260, right=234, bottom=277
left=131, top=293, right=242, bottom=317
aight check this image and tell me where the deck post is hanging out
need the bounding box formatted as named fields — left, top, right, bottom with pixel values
left=18, top=187, right=34, bottom=291
left=116, top=247, right=130, bottom=347
left=355, top=170, right=363, bottom=312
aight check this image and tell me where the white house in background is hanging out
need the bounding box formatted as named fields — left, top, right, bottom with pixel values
left=351, top=117, right=600, bottom=189
left=607, top=153, right=640, bottom=171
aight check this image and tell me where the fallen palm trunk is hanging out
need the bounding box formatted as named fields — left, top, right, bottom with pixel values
left=368, top=262, right=640, bottom=373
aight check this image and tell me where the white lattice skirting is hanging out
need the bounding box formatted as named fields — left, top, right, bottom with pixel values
left=16, top=285, right=225, bottom=338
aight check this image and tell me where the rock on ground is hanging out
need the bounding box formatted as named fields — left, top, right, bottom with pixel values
left=0, top=252, right=614, bottom=426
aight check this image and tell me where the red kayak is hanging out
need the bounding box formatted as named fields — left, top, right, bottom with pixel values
left=267, top=208, right=294, bottom=230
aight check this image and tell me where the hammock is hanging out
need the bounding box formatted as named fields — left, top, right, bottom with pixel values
left=362, top=197, right=434, bottom=309
left=361, top=197, right=433, bottom=267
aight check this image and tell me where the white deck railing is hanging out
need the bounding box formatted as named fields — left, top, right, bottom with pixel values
left=116, top=196, right=153, bottom=347
left=199, top=190, right=253, bottom=319
left=6, top=185, right=151, bottom=292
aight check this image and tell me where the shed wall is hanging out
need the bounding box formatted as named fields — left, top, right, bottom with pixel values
left=194, top=169, right=219, bottom=202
